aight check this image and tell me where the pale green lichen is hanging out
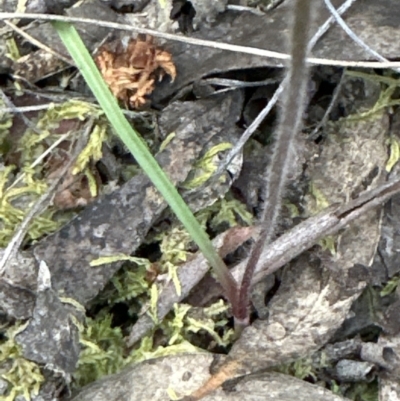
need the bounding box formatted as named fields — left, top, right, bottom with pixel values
left=0, top=325, right=44, bottom=401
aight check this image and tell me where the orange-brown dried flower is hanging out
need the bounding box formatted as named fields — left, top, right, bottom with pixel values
left=95, top=35, right=176, bottom=108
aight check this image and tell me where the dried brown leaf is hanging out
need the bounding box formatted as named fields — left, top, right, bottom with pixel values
left=95, top=35, right=176, bottom=108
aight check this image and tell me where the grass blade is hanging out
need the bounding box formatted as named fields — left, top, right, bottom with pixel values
left=53, top=21, right=238, bottom=303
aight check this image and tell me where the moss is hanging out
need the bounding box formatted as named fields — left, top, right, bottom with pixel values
left=0, top=100, right=13, bottom=155
left=158, top=132, right=176, bottom=152
left=283, top=201, right=300, bottom=218
left=73, top=304, right=207, bottom=388
left=73, top=315, right=126, bottom=388
left=185, top=300, right=235, bottom=347
left=156, top=226, right=192, bottom=296
left=73, top=123, right=108, bottom=175
left=344, top=381, right=379, bottom=401
left=196, top=194, right=253, bottom=230
left=308, top=182, right=329, bottom=213
left=182, top=143, right=233, bottom=189
left=149, top=283, right=160, bottom=323
left=380, top=275, right=400, bottom=296
left=5, top=111, right=252, bottom=391
left=64, top=68, right=400, bottom=397
left=163, top=303, right=192, bottom=345
left=94, top=258, right=152, bottom=306
left=0, top=165, right=60, bottom=246
left=73, top=279, right=233, bottom=388
left=90, top=254, right=150, bottom=269
left=0, top=100, right=111, bottom=247
left=4, top=37, right=20, bottom=61
left=129, top=337, right=201, bottom=365
left=0, top=325, right=44, bottom=401
left=275, top=353, right=379, bottom=401
left=318, top=235, right=337, bottom=255
left=386, top=136, right=400, bottom=172
left=275, top=356, right=317, bottom=381
left=1, top=82, right=251, bottom=394
left=344, top=71, right=400, bottom=121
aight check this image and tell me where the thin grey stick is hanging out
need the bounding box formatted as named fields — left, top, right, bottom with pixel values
left=226, top=4, right=266, bottom=15
left=129, top=176, right=400, bottom=345
left=307, top=0, right=358, bottom=49
left=0, top=12, right=399, bottom=69
left=216, top=0, right=358, bottom=175
left=0, top=89, right=42, bottom=134
left=309, top=68, right=346, bottom=139
left=127, top=226, right=255, bottom=347
left=0, top=103, right=152, bottom=120
left=323, top=0, right=400, bottom=73
left=203, top=77, right=280, bottom=88
left=4, top=20, right=73, bottom=65
left=236, top=0, right=319, bottom=325
left=246, top=176, right=400, bottom=284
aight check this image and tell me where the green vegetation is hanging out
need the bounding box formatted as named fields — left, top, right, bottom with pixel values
left=0, top=325, right=44, bottom=401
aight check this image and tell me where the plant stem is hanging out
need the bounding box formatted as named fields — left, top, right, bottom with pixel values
left=235, top=0, right=320, bottom=326
left=53, top=21, right=239, bottom=308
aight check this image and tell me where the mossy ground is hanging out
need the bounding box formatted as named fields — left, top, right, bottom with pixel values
left=0, top=95, right=253, bottom=398
left=1, top=69, right=399, bottom=401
